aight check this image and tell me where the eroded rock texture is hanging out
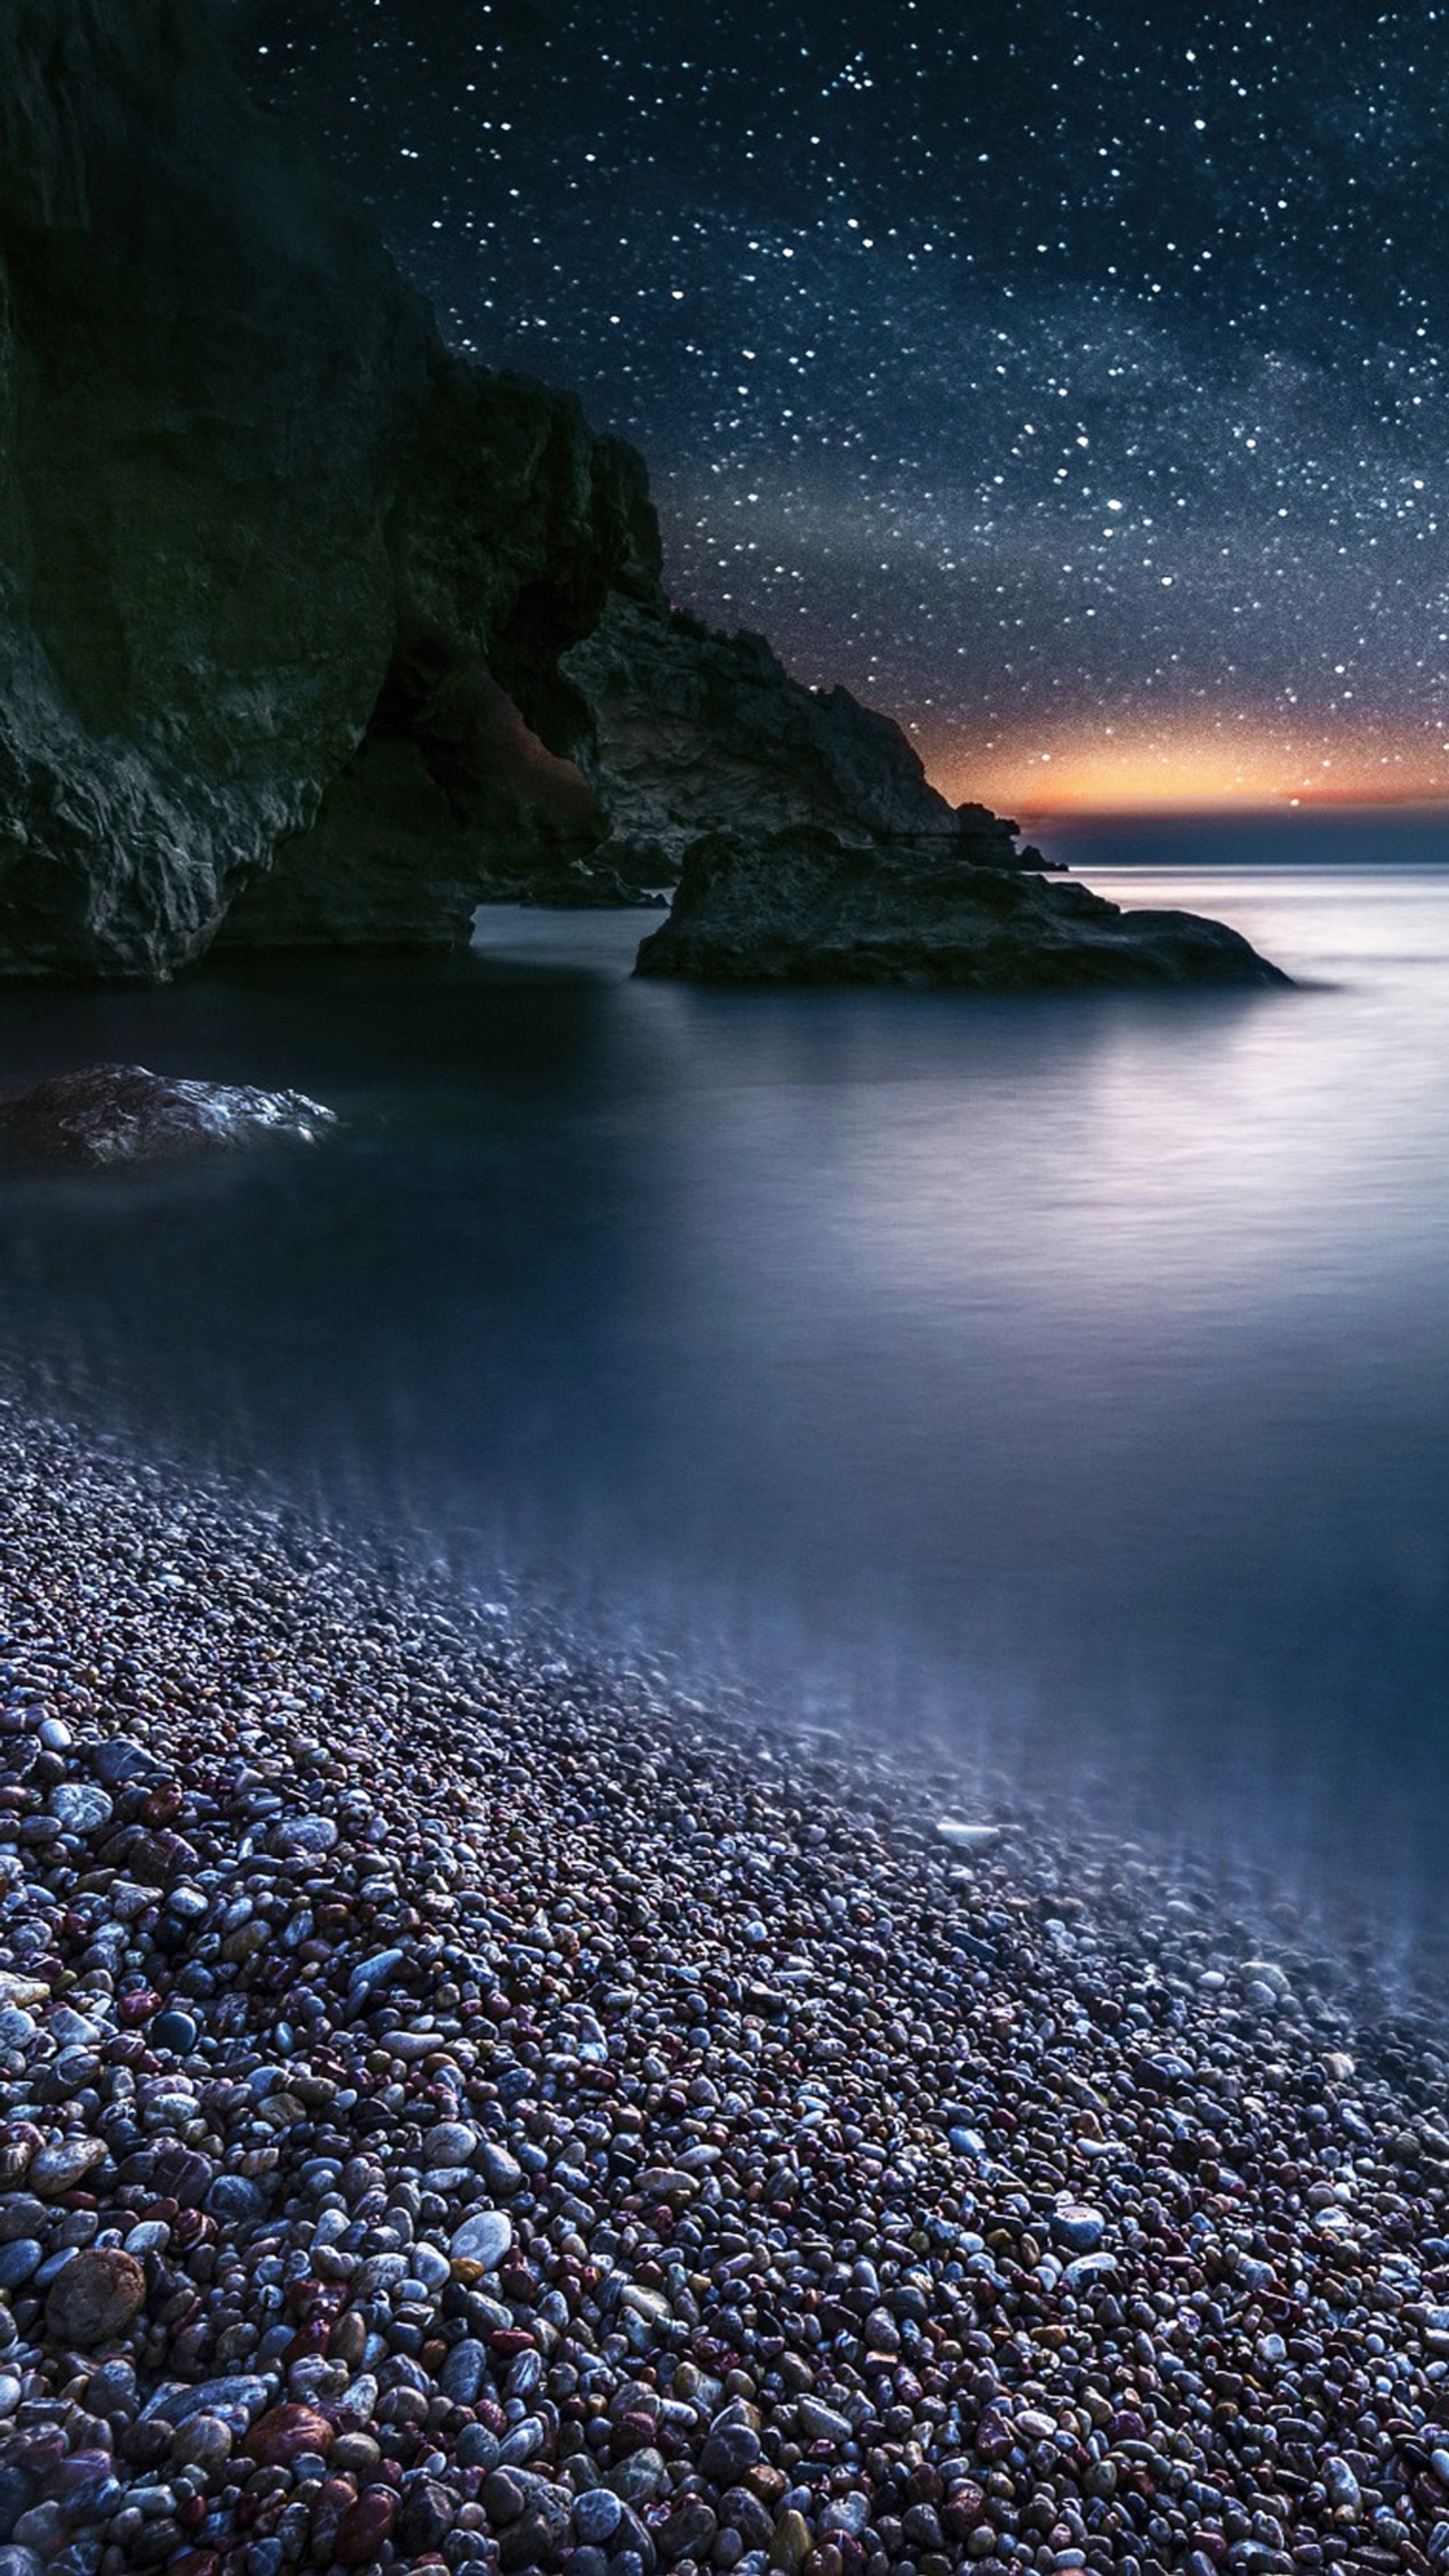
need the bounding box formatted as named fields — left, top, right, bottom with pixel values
left=566, top=596, right=1052, bottom=886
left=0, top=0, right=655, bottom=975
left=0, top=1065, right=334, bottom=1162
left=635, top=827, right=1291, bottom=993
left=0, top=1, right=1270, bottom=983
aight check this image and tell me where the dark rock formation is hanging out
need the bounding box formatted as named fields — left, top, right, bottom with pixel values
left=634, top=828, right=1290, bottom=993
left=220, top=375, right=663, bottom=945
left=565, top=596, right=1056, bottom=883
left=0, top=0, right=1253, bottom=982
left=0, top=1065, right=334, bottom=1163
left=0, top=0, right=656, bottom=975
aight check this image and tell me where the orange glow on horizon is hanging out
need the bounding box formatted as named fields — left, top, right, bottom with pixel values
left=919, top=716, right=1449, bottom=817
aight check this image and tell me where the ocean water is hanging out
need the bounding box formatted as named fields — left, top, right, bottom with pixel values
left=3, top=835, right=1448, bottom=1972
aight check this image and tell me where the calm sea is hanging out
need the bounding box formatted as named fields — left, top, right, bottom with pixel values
left=4, top=821, right=1448, bottom=1973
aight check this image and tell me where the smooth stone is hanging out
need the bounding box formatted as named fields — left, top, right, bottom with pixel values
left=330, top=2434, right=382, bottom=2475
left=30, top=2139, right=106, bottom=2196
left=0, top=2244, right=43, bottom=2292
left=497, top=2421, right=546, bottom=2468
left=1063, top=2252, right=1119, bottom=2290
left=46, top=1783, right=113, bottom=1834
left=439, top=2338, right=488, bottom=2403
left=1051, top=2203, right=1106, bottom=2253
left=206, top=2176, right=266, bottom=2224
left=820, top=2496, right=870, bottom=2539
left=151, top=2010, right=198, bottom=2054
left=449, top=2209, right=513, bottom=2269
left=456, top=2425, right=502, bottom=2472
left=91, top=1741, right=153, bottom=1786
left=347, top=1948, right=408, bottom=2005
left=609, top=2448, right=666, bottom=2504
left=271, top=1815, right=339, bottom=1854
left=422, top=2121, right=480, bottom=2171
left=0, top=2469, right=33, bottom=2543
left=43, top=2249, right=147, bottom=2347
left=701, top=2423, right=762, bottom=2483
left=141, top=2376, right=273, bottom=2430
left=47, top=2006, right=101, bottom=2046
left=794, top=2397, right=850, bottom=2444
left=170, top=2417, right=234, bottom=2475
left=770, top=2510, right=811, bottom=2575
left=477, top=2140, right=524, bottom=2196
left=661, top=2501, right=719, bottom=2560
left=397, top=2481, right=455, bottom=2553
left=574, top=2489, right=624, bottom=2544
left=241, top=2404, right=335, bottom=2467
left=335, top=2487, right=398, bottom=2566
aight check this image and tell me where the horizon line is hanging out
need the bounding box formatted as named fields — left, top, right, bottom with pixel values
left=1013, top=792, right=1449, bottom=828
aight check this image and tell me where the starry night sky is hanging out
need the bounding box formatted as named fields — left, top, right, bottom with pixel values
left=242, top=0, right=1449, bottom=812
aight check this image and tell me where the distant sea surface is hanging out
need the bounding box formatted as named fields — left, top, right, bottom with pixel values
left=4, top=815, right=1449, bottom=1974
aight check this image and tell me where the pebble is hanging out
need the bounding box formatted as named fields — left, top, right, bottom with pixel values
left=478, top=2139, right=524, bottom=2195
left=574, top=2487, right=625, bottom=2543
left=44, top=1781, right=111, bottom=1834
left=422, top=2119, right=479, bottom=2169
left=28, top=2139, right=104, bottom=2196
left=42, top=2250, right=147, bottom=2347
left=1050, top=2200, right=1107, bottom=2252
left=449, top=2209, right=513, bottom=2268
left=2, top=1408, right=1449, bottom=2576
left=149, top=2007, right=197, bottom=2052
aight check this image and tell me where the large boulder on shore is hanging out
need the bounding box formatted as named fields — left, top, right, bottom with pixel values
left=634, top=828, right=1291, bottom=992
left=0, top=1064, right=334, bottom=1163
left=0, top=0, right=657, bottom=976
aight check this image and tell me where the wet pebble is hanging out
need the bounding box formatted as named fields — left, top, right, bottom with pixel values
left=2, top=1411, right=1449, bottom=2576
left=43, top=2251, right=147, bottom=2348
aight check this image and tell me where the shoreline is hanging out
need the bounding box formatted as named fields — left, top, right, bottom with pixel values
left=2, top=1413, right=1449, bottom=2576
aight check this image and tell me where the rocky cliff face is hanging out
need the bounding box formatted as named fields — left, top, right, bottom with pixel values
left=0, top=2, right=1245, bottom=982
left=219, top=370, right=664, bottom=945
left=0, top=0, right=657, bottom=976
left=566, top=596, right=1050, bottom=887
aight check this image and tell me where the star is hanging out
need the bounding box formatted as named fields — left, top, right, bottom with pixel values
left=243, top=0, right=1449, bottom=811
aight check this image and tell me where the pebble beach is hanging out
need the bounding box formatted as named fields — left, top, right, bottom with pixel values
left=4, top=1407, right=1449, bottom=2576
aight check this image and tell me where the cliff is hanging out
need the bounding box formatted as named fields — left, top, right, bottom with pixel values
left=0, top=0, right=657, bottom=976
left=0, top=3, right=1254, bottom=981
left=564, top=596, right=1051, bottom=886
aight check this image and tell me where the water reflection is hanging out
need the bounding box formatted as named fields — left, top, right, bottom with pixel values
left=1, top=867, right=1447, bottom=1979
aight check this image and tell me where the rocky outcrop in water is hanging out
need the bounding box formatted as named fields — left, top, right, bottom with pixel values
left=0, top=1, right=656, bottom=976
left=566, top=595, right=1054, bottom=886
left=635, top=826, right=1291, bottom=992
left=0, top=0, right=1264, bottom=982
left=0, top=1065, right=334, bottom=1163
